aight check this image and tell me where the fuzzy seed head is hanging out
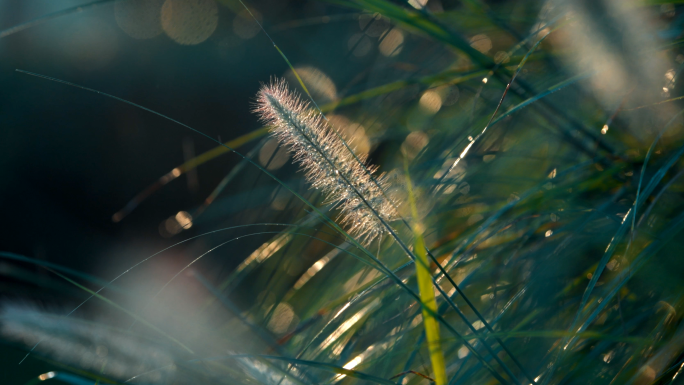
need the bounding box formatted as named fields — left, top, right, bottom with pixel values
left=255, top=79, right=397, bottom=244
left=1, top=305, right=175, bottom=383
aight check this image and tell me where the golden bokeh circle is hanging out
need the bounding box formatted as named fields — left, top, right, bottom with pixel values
left=161, top=0, right=218, bottom=45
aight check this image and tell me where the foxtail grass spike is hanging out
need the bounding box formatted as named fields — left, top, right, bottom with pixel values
left=255, top=79, right=396, bottom=245
left=1, top=304, right=175, bottom=383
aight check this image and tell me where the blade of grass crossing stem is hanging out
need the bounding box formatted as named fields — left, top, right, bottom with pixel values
left=404, top=156, right=447, bottom=385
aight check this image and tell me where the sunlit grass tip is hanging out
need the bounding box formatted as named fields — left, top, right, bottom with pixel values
left=255, top=78, right=397, bottom=245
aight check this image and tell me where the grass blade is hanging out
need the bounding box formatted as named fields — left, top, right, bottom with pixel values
left=404, top=157, right=447, bottom=385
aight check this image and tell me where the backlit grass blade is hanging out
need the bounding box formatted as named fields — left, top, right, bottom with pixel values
left=404, top=156, right=447, bottom=385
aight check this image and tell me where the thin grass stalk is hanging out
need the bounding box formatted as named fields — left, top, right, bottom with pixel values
left=404, top=156, right=448, bottom=385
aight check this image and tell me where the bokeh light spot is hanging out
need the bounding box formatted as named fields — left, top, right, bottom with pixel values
left=115, top=0, right=164, bottom=39
left=408, top=0, right=428, bottom=9
left=379, top=29, right=404, bottom=57
left=266, top=303, right=297, bottom=334
left=161, top=0, right=218, bottom=45
left=233, top=8, right=262, bottom=40
left=285, top=66, right=337, bottom=104
left=259, top=138, right=290, bottom=171
left=401, top=131, right=429, bottom=160
left=470, top=34, right=492, bottom=53
left=419, top=90, right=443, bottom=114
